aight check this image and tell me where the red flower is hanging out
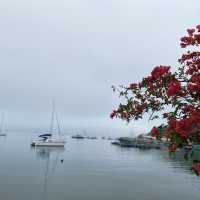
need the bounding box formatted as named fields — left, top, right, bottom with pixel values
left=110, top=110, right=117, bottom=119
left=191, top=75, right=200, bottom=82
left=186, top=66, right=196, bottom=75
left=148, top=83, right=154, bottom=92
left=180, top=43, right=187, bottom=48
left=151, top=127, right=158, bottom=137
left=151, top=66, right=170, bottom=79
left=187, top=83, right=197, bottom=93
left=182, top=105, right=195, bottom=114
left=187, top=76, right=200, bottom=93
left=180, top=36, right=194, bottom=47
left=129, top=83, right=138, bottom=90
left=187, top=28, right=195, bottom=36
left=196, top=25, right=200, bottom=32
left=167, top=81, right=181, bottom=97
left=163, top=113, right=168, bottom=118
left=180, top=36, right=192, bottom=43
left=143, top=76, right=153, bottom=83
left=168, top=119, right=176, bottom=128
left=193, top=162, right=200, bottom=175
left=191, top=112, right=200, bottom=128
left=175, top=118, right=193, bottom=139
left=165, top=119, right=177, bottom=136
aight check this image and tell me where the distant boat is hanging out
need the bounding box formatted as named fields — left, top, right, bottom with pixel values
left=111, top=140, right=121, bottom=146
left=0, top=113, right=7, bottom=136
left=31, top=102, right=65, bottom=147
left=71, top=134, right=84, bottom=139
left=89, top=136, right=97, bottom=140
left=85, top=136, right=97, bottom=140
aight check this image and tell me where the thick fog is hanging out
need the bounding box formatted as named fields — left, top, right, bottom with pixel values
left=0, top=0, right=199, bottom=133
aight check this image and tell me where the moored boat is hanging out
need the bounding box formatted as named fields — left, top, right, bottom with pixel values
left=71, top=134, right=84, bottom=139
left=31, top=102, right=65, bottom=147
left=31, top=134, right=65, bottom=147
left=192, top=144, right=200, bottom=152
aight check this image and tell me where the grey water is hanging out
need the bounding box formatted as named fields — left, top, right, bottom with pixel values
left=0, top=131, right=200, bottom=200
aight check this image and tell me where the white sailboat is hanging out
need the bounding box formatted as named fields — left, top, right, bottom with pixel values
left=0, top=113, right=7, bottom=136
left=31, top=103, right=65, bottom=147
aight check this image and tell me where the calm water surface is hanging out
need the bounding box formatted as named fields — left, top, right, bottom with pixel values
left=0, top=131, right=200, bottom=200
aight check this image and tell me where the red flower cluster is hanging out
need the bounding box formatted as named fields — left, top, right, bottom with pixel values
left=179, top=51, right=200, bottom=64
left=182, top=105, right=195, bottom=114
left=190, top=111, right=200, bottom=127
left=163, top=113, right=168, bottom=118
left=167, top=81, right=181, bottom=97
left=180, top=25, right=200, bottom=48
left=143, top=75, right=153, bottom=83
left=187, top=75, right=200, bottom=93
left=180, top=36, right=194, bottom=48
left=151, top=127, right=158, bottom=137
left=165, top=109, right=200, bottom=140
left=187, top=83, right=200, bottom=93
left=110, top=110, right=117, bottom=119
left=186, top=66, right=198, bottom=75
left=165, top=119, right=176, bottom=136
left=151, top=66, right=170, bottom=79
left=187, top=28, right=195, bottom=36
left=197, top=25, right=200, bottom=32
left=129, top=83, right=138, bottom=90
left=175, top=118, right=193, bottom=139
left=193, top=162, right=200, bottom=175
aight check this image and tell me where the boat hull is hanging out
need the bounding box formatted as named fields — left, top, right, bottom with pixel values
left=192, top=144, right=200, bottom=151
left=31, top=140, right=65, bottom=147
left=71, top=136, right=84, bottom=139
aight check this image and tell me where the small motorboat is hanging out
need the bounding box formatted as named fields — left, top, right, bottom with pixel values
left=71, top=134, right=84, bottom=139
left=111, top=140, right=120, bottom=146
left=89, top=136, right=97, bottom=140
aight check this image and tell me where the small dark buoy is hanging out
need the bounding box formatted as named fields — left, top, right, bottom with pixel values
left=61, top=159, right=64, bottom=163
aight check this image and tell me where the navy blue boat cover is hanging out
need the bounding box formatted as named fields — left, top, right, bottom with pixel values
left=38, top=134, right=52, bottom=138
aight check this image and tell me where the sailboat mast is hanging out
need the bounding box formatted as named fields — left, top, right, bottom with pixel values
left=50, top=102, right=55, bottom=134
left=55, top=111, right=61, bottom=137
left=0, top=113, right=4, bottom=133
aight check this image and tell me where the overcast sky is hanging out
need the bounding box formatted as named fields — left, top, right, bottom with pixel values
left=0, top=0, right=199, bottom=133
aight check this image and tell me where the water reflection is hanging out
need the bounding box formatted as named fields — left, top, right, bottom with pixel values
left=32, top=146, right=65, bottom=159
left=2, top=132, right=200, bottom=200
left=31, top=146, right=65, bottom=200
left=112, top=144, right=200, bottom=177
left=158, top=149, right=200, bottom=177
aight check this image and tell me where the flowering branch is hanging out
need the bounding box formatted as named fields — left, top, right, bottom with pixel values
left=111, top=25, right=200, bottom=149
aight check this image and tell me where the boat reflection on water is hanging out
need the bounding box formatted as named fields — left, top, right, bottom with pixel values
left=32, top=146, right=65, bottom=159
left=31, top=146, right=65, bottom=200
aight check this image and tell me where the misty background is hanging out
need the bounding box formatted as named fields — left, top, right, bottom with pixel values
left=0, top=0, right=199, bottom=135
